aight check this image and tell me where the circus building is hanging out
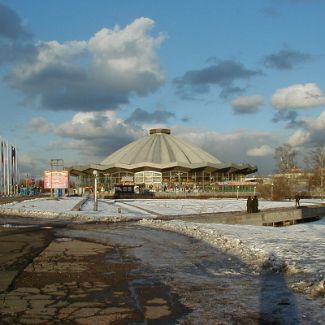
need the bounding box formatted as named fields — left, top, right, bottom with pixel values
left=68, top=128, right=257, bottom=195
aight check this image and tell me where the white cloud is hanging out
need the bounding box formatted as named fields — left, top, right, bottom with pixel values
left=288, top=130, right=311, bottom=147
left=27, top=117, right=54, bottom=133
left=232, top=95, right=263, bottom=108
left=56, top=111, right=140, bottom=139
left=89, top=18, right=164, bottom=75
left=23, top=111, right=144, bottom=163
left=271, top=83, right=325, bottom=110
left=173, top=127, right=278, bottom=173
left=8, top=17, right=165, bottom=111
left=288, top=110, right=325, bottom=147
left=52, top=111, right=144, bottom=160
left=231, top=95, right=263, bottom=114
left=247, top=145, right=273, bottom=157
left=304, top=109, right=325, bottom=130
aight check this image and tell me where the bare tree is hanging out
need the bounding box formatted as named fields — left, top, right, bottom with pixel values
left=273, top=176, right=292, bottom=200
left=274, top=144, right=298, bottom=173
left=303, top=155, right=312, bottom=172
left=305, top=146, right=325, bottom=197
left=308, top=146, right=325, bottom=170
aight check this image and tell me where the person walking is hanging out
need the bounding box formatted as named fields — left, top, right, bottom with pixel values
left=252, top=195, right=259, bottom=213
left=295, top=193, right=300, bottom=207
left=246, top=196, right=253, bottom=213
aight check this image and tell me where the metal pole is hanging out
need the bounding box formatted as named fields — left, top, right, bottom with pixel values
left=320, top=148, right=324, bottom=200
left=93, top=170, right=98, bottom=211
left=6, top=140, right=9, bottom=196
left=50, top=161, right=53, bottom=198
left=202, top=171, right=205, bottom=191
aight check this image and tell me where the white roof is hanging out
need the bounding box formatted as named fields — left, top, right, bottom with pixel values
left=101, top=128, right=222, bottom=169
left=68, top=128, right=257, bottom=174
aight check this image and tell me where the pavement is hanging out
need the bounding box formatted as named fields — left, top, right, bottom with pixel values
left=0, top=197, right=324, bottom=324
left=0, top=221, right=189, bottom=324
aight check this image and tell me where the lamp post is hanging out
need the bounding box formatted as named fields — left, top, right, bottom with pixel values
left=236, top=185, right=239, bottom=200
left=50, top=162, right=53, bottom=198
left=271, top=183, right=274, bottom=201
left=321, top=153, right=324, bottom=200
left=176, top=172, right=183, bottom=191
left=93, top=170, right=98, bottom=211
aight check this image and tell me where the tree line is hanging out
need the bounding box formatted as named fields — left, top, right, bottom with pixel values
left=258, top=144, right=325, bottom=200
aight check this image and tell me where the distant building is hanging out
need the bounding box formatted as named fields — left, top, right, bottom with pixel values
left=274, top=167, right=325, bottom=198
left=250, top=167, right=325, bottom=199
left=68, top=128, right=257, bottom=193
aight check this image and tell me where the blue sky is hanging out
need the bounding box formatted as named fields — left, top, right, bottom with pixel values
left=1, top=0, right=325, bottom=177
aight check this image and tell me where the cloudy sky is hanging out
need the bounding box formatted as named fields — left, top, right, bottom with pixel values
left=1, top=0, right=325, bottom=177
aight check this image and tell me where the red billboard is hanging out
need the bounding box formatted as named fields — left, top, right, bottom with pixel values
left=44, top=170, right=69, bottom=189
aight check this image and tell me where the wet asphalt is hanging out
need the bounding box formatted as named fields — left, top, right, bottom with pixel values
left=0, top=216, right=324, bottom=324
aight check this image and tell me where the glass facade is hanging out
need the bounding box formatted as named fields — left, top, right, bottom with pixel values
left=73, top=170, right=255, bottom=193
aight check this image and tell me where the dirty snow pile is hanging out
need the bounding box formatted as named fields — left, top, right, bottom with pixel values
left=139, top=218, right=325, bottom=297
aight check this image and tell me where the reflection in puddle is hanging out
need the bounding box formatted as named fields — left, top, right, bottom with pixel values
left=1, top=223, right=37, bottom=229
left=1, top=223, right=53, bottom=229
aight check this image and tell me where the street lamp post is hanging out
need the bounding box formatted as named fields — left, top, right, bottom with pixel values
left=176, top=172, right=183, bottom=191
left=50, top=163, right=53, bottom=198
left=236, top=185, right=239, bottom=200
left=321, top=153, right=324, bottom=200
left=271, top=183, right=274, bottom=201
left=93, top=170, right=98, bottom=211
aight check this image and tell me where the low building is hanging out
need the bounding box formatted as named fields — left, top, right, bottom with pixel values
left=68, top=128, right=257, bottom=193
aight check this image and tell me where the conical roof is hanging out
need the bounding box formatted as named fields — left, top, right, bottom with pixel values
left=68, top=128, right=257, bottom=176
left=100, top=128, right=223, bottom=170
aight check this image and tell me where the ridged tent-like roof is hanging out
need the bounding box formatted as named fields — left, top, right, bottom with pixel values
left=68, top=128, right=257, bottom=175
left=101, top=128, right=223, bottom=170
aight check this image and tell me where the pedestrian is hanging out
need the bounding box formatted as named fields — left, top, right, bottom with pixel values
left=295, top=192, right=300, bottom=207
left=252, top=195, right=259, bottom=213
left=246, top=196, right=253, bottom=213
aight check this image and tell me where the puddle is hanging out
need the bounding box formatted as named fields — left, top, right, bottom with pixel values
left=1, top=223, right=38, bottom=229
left=1, top=223, right=54, bottom=230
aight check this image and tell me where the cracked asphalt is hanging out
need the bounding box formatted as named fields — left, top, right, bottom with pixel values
left=0, top=216, right=324, bottom=324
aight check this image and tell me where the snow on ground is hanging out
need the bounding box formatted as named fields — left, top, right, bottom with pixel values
left=1, top=196, right=323, bottom=219
left=0, top=196, right=324, bottom=297
left=113, top=197, right=323, bottom=215
left=0, top=197, right=82, bottom=219
left=0, top=197, right=152, bottom=221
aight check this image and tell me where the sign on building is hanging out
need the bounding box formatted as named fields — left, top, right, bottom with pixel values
left=44, top=170, right=69, bottom=189
left=121, top=176, right=134, bottom=184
